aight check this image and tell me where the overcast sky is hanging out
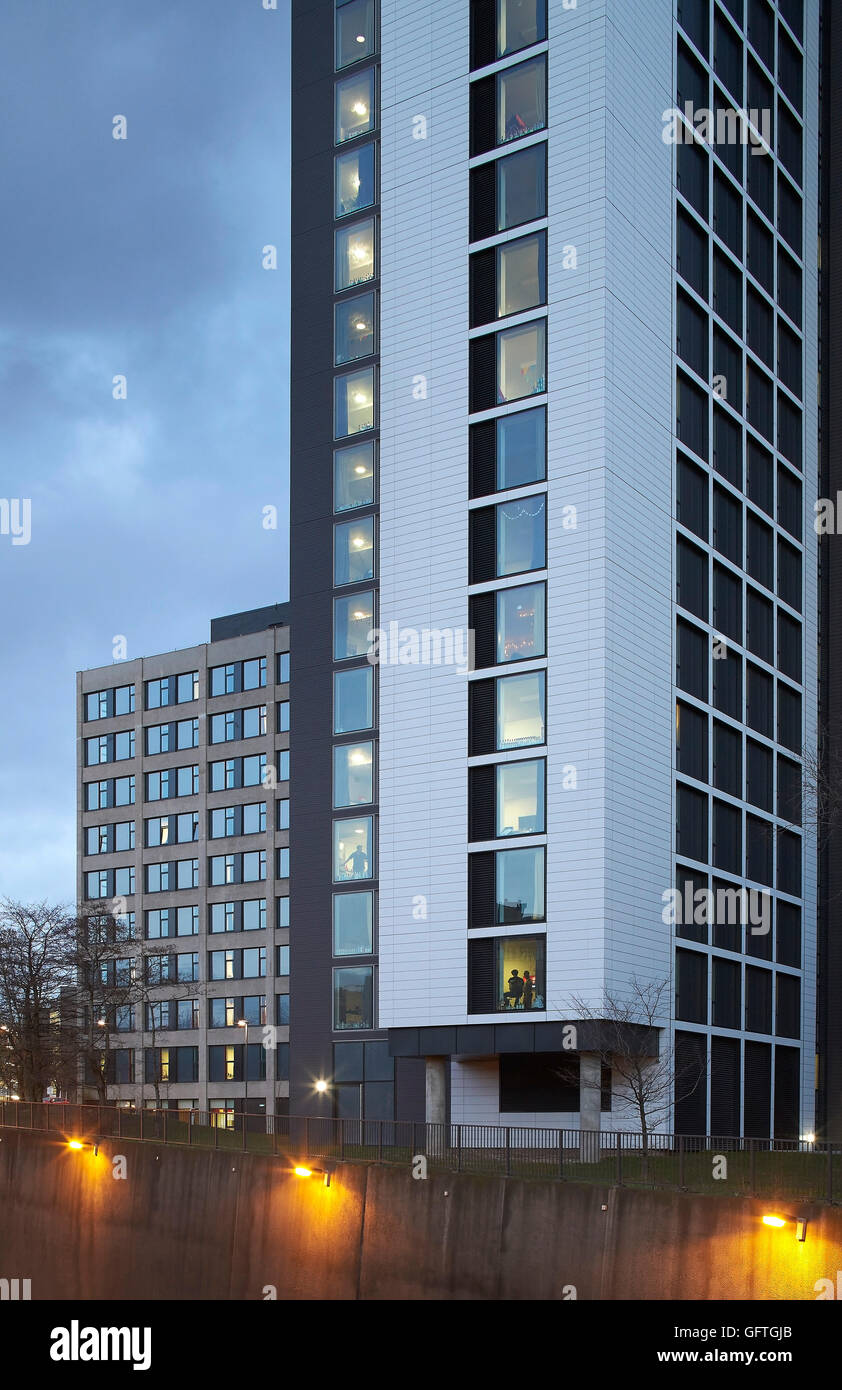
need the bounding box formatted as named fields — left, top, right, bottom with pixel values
left=0, top=0, right=291, bottom=907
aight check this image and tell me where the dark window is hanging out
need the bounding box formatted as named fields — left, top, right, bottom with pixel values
left=746, top=812, right=773, bottom=884
left=777, top=753, right=801, bottom=824
left=713, top=643, right=742, bottom=719
left=710, top=1035, right=740, bottom=1135
left=713, top=86, right=743, bottom=183
left=677, top=207, right=709, bottom=297
left=712, top=328, right=741, bottom=410
left=713, top=562, right=741, bottom=642
left=746, top=512, right=773, bottom=588
left=713, top=169, right=742, bottom=257
left=746, top=439, right=773, bottom=516
left=677, top=0, right=709, bottom=56
left=677, top=701, right=708, bottom=781
left=777, top=392, right=802, bottom=469
left=747, top=138, right=773, bottom=217
left=746, top=663, right=772, bottom=737
left=677, top=452, right=709, bottom=540
left=777, top=537, right=802, bottom=612
left=745, top=966, right=772, bottom=1034
left=713, top=483, right=741, bottom=564
left=677, top=618, right=709, bottom=701
left=774, top=1045, right=800, bottom=1141
left=499, top=1053, right=579, bottom=1114
left=777, top=828, right=801, bottom=896
left=747, top=210, right=773, bottom=293
left=775, top=974, right=800, bottom=1039
left=777, top=104, right=802, bottom=186
left=747, top=0, right=773, bottom=71
left=677, top=139, right=709, bottom=220
left=777, top=246, right=802, bottom=327
left=470, top=141, right=548, bottom=241
left=677, top=288, right=709, bottom=378
left=676, top=948, right=707, bottom=1023
left=747, top=55, right=774, bottom=149
left=747, top=285, right=773, bottom=365
left=747, top=363, right=773, bottom=441
left=778, top=0, right=803, bottom=43
left=777, top=465, right=802, bottom=538
left=746, top=588, right=773, bottom=662
left=778, top=322, right=802, bottom=398
left=744, top=1040, right=771, bottom=1137
left=777, top=683, right=801, bottom=755
left=713, top=250, right=742, bottom=334
left=777, top=175, right=802, bottom=256
left=712, top=957, right=740, bottom=1029
left=746, top=739, right=773, bottom=811
left=713, top=719, right=741, bottom=797
left=713, top=798, right=741, bottom=874
left=712, top=875, right=742, bottom=952
left=674, top=1032, right=708, bottom=1134
left=677, top=784, right=708, bottom=863
left=776, top=901, right=801, bottom=967
left=714, top=13, right=742, bottom=101
left=677, top=371, right=709, bottom=459
left=713, top=406, right=741, bottom=486
left=677, top=535, right=709, bottom=619
left=678, top=36, right=709, bottom=110
left=777, top=612, right=801, bottom=684
left=676, top=865, right=709, bottom=944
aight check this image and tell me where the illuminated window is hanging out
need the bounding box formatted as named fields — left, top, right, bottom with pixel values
left=336, top=218, right=375, bottom=291
left=334, top=515, right=375, bottom=585
left=496, top=581, right=546, bottom=662
left=335, top=67, right=375, bottom=142
left=335, top=366, right=376, bottom=438
left=333, top=816, right=374, bottom=882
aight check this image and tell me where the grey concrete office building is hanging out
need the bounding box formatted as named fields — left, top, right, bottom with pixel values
left=76, top=605, right=290, bottom=1119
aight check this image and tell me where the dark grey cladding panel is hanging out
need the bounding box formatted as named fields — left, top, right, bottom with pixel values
left=421, top=1027, right=459, bottom=1056
left=388, top=1029, right=422, bottom=1058
left=210, top=604, right=291, bottom=642
left=494, top=1025, right=535, bottom=1053
left=456, top=1024, right=494, bottom=1055
left=389, top=1021, right=661, bottom=1058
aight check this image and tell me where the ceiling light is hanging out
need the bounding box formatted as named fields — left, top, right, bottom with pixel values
left=354, top=465, right=368, bottom=475
left=352, top=102, right=368, bottom=116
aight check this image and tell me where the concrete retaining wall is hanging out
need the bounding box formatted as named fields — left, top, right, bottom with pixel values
left=0, top=1130, right=838, bottom=1300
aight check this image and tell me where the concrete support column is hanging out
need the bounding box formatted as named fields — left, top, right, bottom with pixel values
left=425, top=1056, right=448, bottom=1126
left=579, top=1052, right=601, bottom=1162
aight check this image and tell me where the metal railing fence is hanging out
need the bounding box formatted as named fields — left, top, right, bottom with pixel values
left=0, top=1100, right=837, bottom=1203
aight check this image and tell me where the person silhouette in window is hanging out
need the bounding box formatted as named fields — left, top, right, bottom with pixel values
left=344, top=843, right=369, bottom=878
left=507, top=969, right=524, bottom=1009
left=522, top=970, right=534, bottom=1010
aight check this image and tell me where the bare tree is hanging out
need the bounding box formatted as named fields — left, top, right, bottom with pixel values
left=64, top=908, right=140, bottom=1104
left=0, top=900, right=75, bottom=1101
left=556, top=978, right=706, bottom=1152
